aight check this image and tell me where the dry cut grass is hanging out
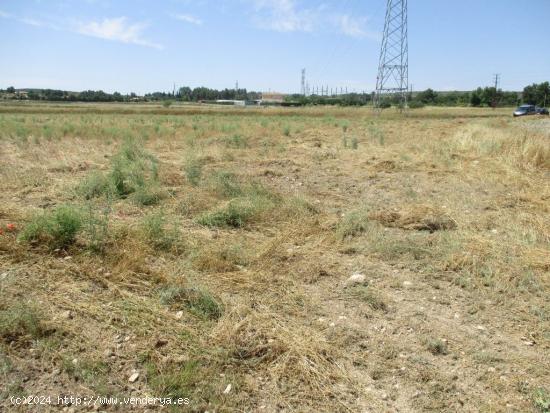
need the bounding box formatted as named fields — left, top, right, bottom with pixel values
left=0, top=104, right=548, bottom=412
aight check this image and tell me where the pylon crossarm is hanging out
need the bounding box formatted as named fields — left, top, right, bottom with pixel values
left=374, top=0, right=408, bottom=110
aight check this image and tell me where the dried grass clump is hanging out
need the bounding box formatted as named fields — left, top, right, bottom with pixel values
left=346, top=285, right=388, bottom=312
left=504, top=135, right=550, bottom=170
left=442, top=236, right=493, bottom=274
left=212, top=305, right=352, bottom=405
left=450, top=123, right=550, bottom=170
left=369, top=205, right=457, bottom=232
left=525, top=248, right=550, bottom=271
left=193, top=241, right=248, bottom=273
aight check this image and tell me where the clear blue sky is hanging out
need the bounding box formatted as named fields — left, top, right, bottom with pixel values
left=1, top=0, right=549, bottom=94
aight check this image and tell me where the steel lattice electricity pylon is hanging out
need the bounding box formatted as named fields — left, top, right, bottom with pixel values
left=374, top=0, right=408, bottom=108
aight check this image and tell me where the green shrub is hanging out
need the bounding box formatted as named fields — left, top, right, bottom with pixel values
left=62, top=357, right=111, bottom=392
left=158, top=285, right=222, bottom=320
left=341, top=121, right=349, bottom=133
left=426, top=339, right=448, bottom=355
left=0, top=303, right=46, bottom=342
left=83, top=205, right=110, bottom=254
left=109, top=140, right=158, bottom=197
left=225, top=134, right=248, bottom=149
left=337, top=209, right=369, bottom=239
left=368, top=124, right=385, bottom=146
left=141, top=211, right=179, bottom=250
left=199, top=181, right=281, bottom=228
left=184, top=157, right=203, bottom=186
left=283, top=125, right=291, bottom=136
left=77, top=139, right=160, bottom=202
left=132, top=185, right=165, bottom=206
left=247, top=183, right=281, bottom=202
left=196, top=200, right=254, bottom=228
left=77, top=172, right=113, bottom=200
left=147, top=360, right=198, bottom=400
left=209, top=171, right=243, bottom=198
left=19, top=205, right=83, bottom=249
left=408, top=101, right=425, bottom=109
left=220, top=123, right=238, bottom=133
left=533, top=388, right=550, bottom=413
left=15, top=124, right=29, bottom=140
left=42, top=125, right=53, bottom=140
left=0, top=352, right=12, bottom=374
left=181, top=288, right=223, bottom=320
left=62, top=123, right=75, bottom=136
left=158, top=285, right=187, bottom=306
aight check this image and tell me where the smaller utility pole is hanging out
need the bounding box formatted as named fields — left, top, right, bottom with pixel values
left=493, top=74, right=500, bottom=90
left=301, top=69, right=306, bottom=96
left=492, top=74, right=500, bottom=109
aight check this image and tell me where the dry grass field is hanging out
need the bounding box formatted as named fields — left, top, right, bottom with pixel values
left=0, top=103, right=549, bottom=412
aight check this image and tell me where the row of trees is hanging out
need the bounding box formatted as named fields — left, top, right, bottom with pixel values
left=285, top=88, right=518, bottom=107
left=416, top=83, right=549, bottom=108
left=0, top=86, right=262, bottom=103
left=290, top=82, right=548, bottom=108
left=0, top=88, right=136, bottom=102
left=174, top=87, right=261, bottom=102
left=284, top=93, right=371, bottom=106
left=415, top=87, right=520, bottom=107
left=1, top=82, right=548, bottom=107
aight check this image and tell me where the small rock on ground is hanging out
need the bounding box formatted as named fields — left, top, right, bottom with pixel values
left=345, top=272, right=367, bottom=287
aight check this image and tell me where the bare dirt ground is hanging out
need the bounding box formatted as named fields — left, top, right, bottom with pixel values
left=0, top=104, right=548, bottom=412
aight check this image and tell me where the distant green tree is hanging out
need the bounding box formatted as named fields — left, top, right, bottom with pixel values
left=7, top=86, right=15, bottom=93
left=470, top=89, right=482, bottom=107
left=178, top=86, right=192, bottom=101
left=417, top=88, right=438, bottom=104
left=523, top=82, right=550, bottom=106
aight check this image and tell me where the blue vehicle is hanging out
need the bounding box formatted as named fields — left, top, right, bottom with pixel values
left=513, top=104, right=549, bottom=117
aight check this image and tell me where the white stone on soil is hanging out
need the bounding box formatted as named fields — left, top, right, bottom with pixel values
left=345, top=272, right=367, bottom=287
left=128, top=372, right=139, bottom=383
